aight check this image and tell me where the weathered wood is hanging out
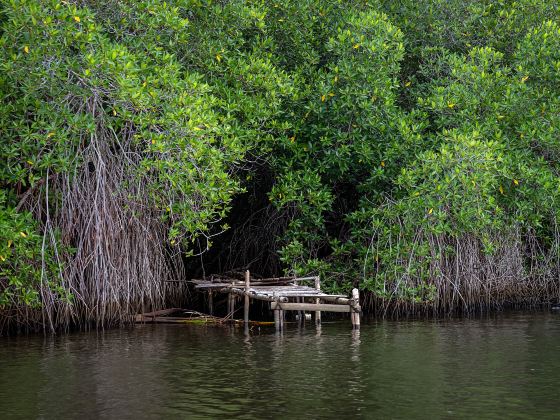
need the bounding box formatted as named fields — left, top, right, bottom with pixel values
left=252, top=276, right=295, bottom=282
left=198, top=282, right=346, bottom=298
left=134, top=308, right=183, bottom=321
left=136, top=316, right=198, bottom=324
left=227, top=282, right=235, bottom=317
left=192, top=277, right=296, bottom=286
left=137, top=316, right=207, bottom=323
left=249, top=285, right=334, bottom=292
left=273, top=292, right=280, bottom=331
left=291, top=276, right=321, bottom=283
left=208, top=291, right=213, bottom=315
left=225, top=287, right=289, bottom=302
left=315, top=276, right=321, bottom=325
left=297, top=296, right=303, bottom=325
left=274, top=309, right=280, bottom=330
left=193, top=276, right=329, bottom=289
left=136, top=316, right=274, bottom=325
left=193, top=273, right=359, bottom=329
left=351, top=288, right=360, bottom=328
left=194, top=282, right=238, bottom=289
left=244, top=270, right=250, bottom=325
left=270, top=302, right=352, bottom=313
left=319, top=295, right=350, bottom=304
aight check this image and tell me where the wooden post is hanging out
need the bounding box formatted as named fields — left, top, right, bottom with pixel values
left=271, top=302, right=351, bottom=312
left=351, top=288, right=360, bottom=328
left=274, top=307, right=280, bottom=330
left=315, top=276, right=321, bottom=325
left=273, top=292, right=280, bottom=331
left=228, top=282, right=235, bottom=318
left=208, top=291, right=214, bottom=316
left=244, top=270, right=250, bottom=326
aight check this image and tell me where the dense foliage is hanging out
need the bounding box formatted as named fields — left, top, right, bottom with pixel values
left=1, top=0, right=559, bottom=329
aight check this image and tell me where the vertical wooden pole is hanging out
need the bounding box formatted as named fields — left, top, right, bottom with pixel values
left=273, top=292, right=280, bottom=331
left=208, top=290, right=214, bottom=316
left=351, top=288, right=360, bottom=328
left=315, top=276, right=321, bottom=325
left=279, top=309, right=284, bottom=330
left=244, top=270, right=250, bottom=327
left=228, top=282, right=235, bottom=318
left=274, top=307, right=280, bottom=330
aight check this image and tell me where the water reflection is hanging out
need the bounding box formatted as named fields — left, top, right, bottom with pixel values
left=351, top=329, right=361, bottom=362
left=1, top=313, right=559, bottom=419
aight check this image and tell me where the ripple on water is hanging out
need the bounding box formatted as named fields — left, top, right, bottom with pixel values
left=0, top=312, right=559, bottom=419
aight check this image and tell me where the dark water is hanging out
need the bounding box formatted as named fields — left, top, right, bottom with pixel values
left=1, top=313, right=560, bottom=419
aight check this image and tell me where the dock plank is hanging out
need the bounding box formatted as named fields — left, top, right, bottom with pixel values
left=270, top=302, right=351, bottom=313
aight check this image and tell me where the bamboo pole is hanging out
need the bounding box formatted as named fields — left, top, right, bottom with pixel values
left=244, top=270, right=250, bottom=326
left=315, top=276, right=321, bottom=325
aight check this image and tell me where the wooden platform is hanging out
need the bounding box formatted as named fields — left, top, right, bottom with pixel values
left=191, top=272, right=360, bottom=330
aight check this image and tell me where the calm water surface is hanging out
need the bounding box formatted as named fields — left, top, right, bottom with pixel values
left=1, top=313, right=560, bottom=419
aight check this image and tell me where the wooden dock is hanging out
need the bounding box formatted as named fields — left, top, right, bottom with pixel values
left=191, top=271, right=360, bottom=330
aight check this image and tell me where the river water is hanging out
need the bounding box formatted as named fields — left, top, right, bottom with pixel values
left=1, top=313, right=559, bottom=419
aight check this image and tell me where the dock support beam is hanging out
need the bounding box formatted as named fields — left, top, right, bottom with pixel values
left=274, top=309, right=284, bottom=330
left=273, top=292, right=283, bottom=331
left=274, top=306, right=280, bottom=330
left=208, top=291, right=214, bottom=316
left=315, top=276, right=321, bottom=325
left=227, top=281, right=235, bottom=318
left=244, top=270, right=250, bottom=328
left=350, top=288, right=360, bottom=328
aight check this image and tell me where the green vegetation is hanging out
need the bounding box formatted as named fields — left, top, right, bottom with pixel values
left=1, top=0, right=559, bottom=330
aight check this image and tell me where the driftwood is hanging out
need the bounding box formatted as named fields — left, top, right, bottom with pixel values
left=137, top=308, right=184, bottom=317
left=135, top=310, right=275, bottom=326
left=134, top=308, right=184, bottom=322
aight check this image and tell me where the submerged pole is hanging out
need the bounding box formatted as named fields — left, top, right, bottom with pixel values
left=274, top=307, right=280, bottom=331
left=228, top=281, right=235, bottom=318
left=208, top=290, right=213, bottom=316
left=315, top=276, right=321, bottom=325
left=273, top=292, right=280, bottom=331
left=244, top=270, right=250, bottom=327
